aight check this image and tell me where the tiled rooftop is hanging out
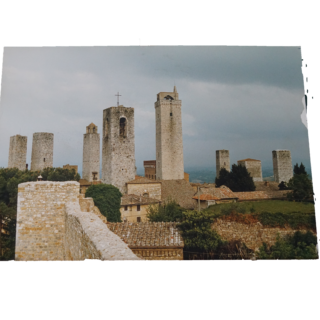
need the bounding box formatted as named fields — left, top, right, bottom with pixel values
left=127, top=177, right=161, bottom=184
left=107, top=222, right=184, bottom=248
left=199, top=186, right=238, bottom=200
left=233, top=190, right=289, bottom=201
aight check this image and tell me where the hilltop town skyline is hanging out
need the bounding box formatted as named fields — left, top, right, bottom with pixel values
left=0, top=47, right=311, bottom=176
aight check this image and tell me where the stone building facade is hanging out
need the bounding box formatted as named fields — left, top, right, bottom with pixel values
left=155, top=86, right=184, bottom=180
left=216, top=150, right=230, bottom=178
left=30, top=132, right=54, bottom=171
left=82, top=123, right=100, bottom=182
left=272, top=150, right=293, bottom=183
left=15, top=181, right=139, bottom=261
left=8, top=134, right=27, bottom=170
left=102, top=106, right=135, bottom=193
left=126, top=177, right=162, bottom=200
left=144, top=160, right=156, bottom=179
left=120, top=194, right=161, bottom=222
left=237, top=158, right=263, bottom=182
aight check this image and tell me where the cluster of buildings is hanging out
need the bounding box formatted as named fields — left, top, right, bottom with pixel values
left=7, top=86, right=294, bottom=224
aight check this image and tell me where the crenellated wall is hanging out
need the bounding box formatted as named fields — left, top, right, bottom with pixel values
left=15, top=181, right=139, bottom=261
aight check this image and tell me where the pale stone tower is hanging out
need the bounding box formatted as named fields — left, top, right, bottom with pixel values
left=82, top=123, right=100, bottom=182
left=216, top=150, right=230, bottom=178
left=102, top=105, right=135, bottom=193
left=237, top=158, right=263, bottom=182
left=272, top=150, right=293, bottom=183
left=30, top=132, right=54, bottom=171
left=8, top=135, right=28, bottom=170
left=155, top=86, right=184, bottom=180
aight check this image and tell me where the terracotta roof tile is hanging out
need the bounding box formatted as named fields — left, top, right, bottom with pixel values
left=127, top=177, right=161, bottom=184
left=192, top=194, right=219, bottom=201
left=237, top=158, right=261, bottom=162
left=199, top=186, right=238, bottom=200
left=108, top=222, right=184, bottom=248
left=233, top=190, right=289, bottom=200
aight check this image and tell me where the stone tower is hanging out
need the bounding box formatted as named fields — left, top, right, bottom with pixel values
left=155, top=86, right=184, bottom=180
left=82, top=123, right=100, bottom=182
left=8, top=135, right=28, bottom=170
left=102, top=105, right=135, bottom=193
left=237, top=158, right=263, bottom=182
left=216, top=150, right=230, bottom=178
left=272, top=150, right=293, bottom=183
left=30, top=132, right=54, bottom=171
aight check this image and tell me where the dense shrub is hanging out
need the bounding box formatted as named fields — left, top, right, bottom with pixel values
left=85, top=184, right=122, bottom=222
left=257, top=231, right=318, bottom=259
left=147, top=198, right=184, bottom=222
left=286, top=174, right=313, bottom=202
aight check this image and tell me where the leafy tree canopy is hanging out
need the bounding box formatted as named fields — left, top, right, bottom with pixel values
left=293, top=162, right=307, bottom=175
left=147, top=199, right=184, bottom=222
left=215, top=164, right=256, bottom=192
left=278, top=181, right=288, bottom=190
left=286, top=173, right=313, bottom=202
left=85, top=184, right=122, bottom=222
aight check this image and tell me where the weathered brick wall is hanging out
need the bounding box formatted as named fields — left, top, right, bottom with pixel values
left=127, top=182, right=162, bottom=200
left=102, top=106, right=136, bottom=193
left=216, top=150, right=230, bottom=178
left=82, top=125, right=100, bottom=182
left=16, top=181, right=79, bottom=261
left=155, top=88, right=184, bottom=180
left=238, top=160, right=263, bottom=182
left=213, top=219, right=316, bottom=251
left=16, top=181, right=139, bottom=261
left=272, top=150, right=293, bottom=183
left=65, top=202, right=139, bottom=260
left=8, top=134, right=27, bottom=170
left=30, top=132, right=54, bottom=171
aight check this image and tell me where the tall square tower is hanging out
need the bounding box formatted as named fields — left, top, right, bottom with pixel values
left=102, top=105, right=135, bottom=193
left=82, top=123, right=100, bottom=182
left=155, top=86, right=184, bottom=180
left=216, top=150, right=230, bottom=178
left=272, top=150, right=293, bottom=183
left=8, top=134, right=28, bottom=170
left=30, top=132, right=54, bottom=171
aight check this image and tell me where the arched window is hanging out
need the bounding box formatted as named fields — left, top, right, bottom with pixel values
left=119, top=117, right=126, bottom=137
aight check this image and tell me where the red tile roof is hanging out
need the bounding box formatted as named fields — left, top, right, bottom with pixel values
left=127, top=177, right=161, bottom=184
left=199, top=186, right=238, bottom=200
left=192, top=194, right=219, bottom=201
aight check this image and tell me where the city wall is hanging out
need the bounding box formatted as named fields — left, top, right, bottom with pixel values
left=213, top=218, right=316, bottom=251
left=15, top=181, right=139, bottom=261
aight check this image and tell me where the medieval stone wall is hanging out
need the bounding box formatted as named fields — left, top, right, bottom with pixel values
left=155, top=88, right=184, bottom=180
left=30, top=132, right=54, bottom=171
left=213, top=219, right=315, bottom=251
left=15, top=181, right=139, bottom=261
left=127, top=182, right=162, bottom=200
left=82, top=125, right=100, bottom=182
left=102, top=106, right=136, bottom=193
left=238, top=160, right=263, bottom=182
left=216, top=150, right=230, bottom=178
left=8, top=134, right=27, bottom=170
left=272, top=150, right=293, bottom=183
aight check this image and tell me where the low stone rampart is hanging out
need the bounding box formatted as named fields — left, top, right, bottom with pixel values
left=213, top=218, right=316, bottom=251
left=15, top=181, right=139, bottom=261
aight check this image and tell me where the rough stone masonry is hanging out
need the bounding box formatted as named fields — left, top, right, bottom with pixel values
left=15, top=181, right=139, bottom=261
left=30, top=132, right=54, bottom=171
left=8, top=134, right=27, bottom=170
left=101, top=105, right=136, bottom=193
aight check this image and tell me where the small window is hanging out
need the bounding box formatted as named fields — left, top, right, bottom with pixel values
left=43, top=158, right=45, bottom=162
left=137, top=217, right=141, bottom=222
left=170, top=112, right=173, bottom=116
left=137, top=205, right=141, bottom=211
left=124, top=205, right=128, bottom=211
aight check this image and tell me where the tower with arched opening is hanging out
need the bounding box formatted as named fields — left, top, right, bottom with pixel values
left=102, top=105, right=135, bottom=193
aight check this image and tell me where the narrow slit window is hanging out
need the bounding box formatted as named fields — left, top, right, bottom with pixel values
left=43, top=158, right=45, bottom=162
left=137, top=205, right=141, bottom=211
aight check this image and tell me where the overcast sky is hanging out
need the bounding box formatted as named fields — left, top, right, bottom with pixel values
left=0, top=46, right=310, bottom=175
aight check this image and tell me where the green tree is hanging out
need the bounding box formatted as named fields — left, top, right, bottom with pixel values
left=286, top=173, right=313, bottom=202
left=278, top=181, right=288, bottom=190
left=147, top=199, right=184, bottom=222
left=257, top=231, right=317, bottom=259
left=85, top=184, right=122, bottom=222
left=293, top=162, right=307, bottom=175
left=215, top=164, right=255, bottom=192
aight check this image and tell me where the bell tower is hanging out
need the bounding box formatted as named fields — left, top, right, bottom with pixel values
left=155, top=86, right=184, bottom=180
